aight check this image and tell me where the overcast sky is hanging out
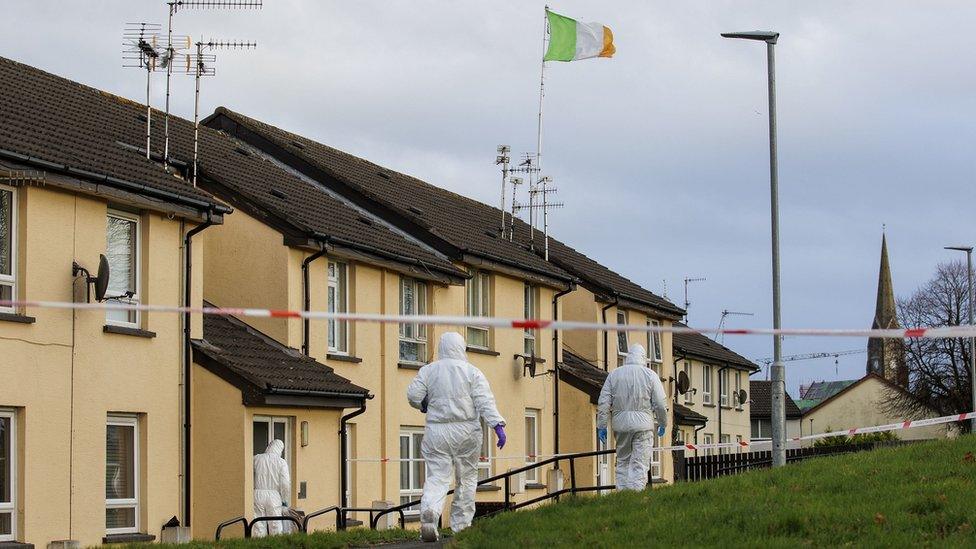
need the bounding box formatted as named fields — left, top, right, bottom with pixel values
left=4, top=1, right=974, bottom=395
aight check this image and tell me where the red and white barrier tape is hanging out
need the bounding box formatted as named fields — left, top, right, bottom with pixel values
left=347, top=411, right=974, bottom=462
left=1, top=299, right=973, bottom=339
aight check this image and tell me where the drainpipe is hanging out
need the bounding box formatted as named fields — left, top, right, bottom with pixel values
left=183, top=209, right=214, bottom=528
left=551, top=284, right=573, bottom=457
left=693, top=423, right=707, bottom=458
left=339, top=398, right=370, bottom=528
left=302, top=246, right=328, bottom=356
left=600, top=294, right=619, bottom=371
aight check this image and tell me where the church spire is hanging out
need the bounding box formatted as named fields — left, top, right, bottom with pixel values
left=867, top=231, right=907, bottom=385
left=873, top=232, right=899, bottom=330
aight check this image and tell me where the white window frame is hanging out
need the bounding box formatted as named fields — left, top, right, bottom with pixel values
left=398, top=277, right=428, bottom=364
left=702, top=365, right=713, bottom=405
left=524, top=409, right=540, bottom=483
left=616, top=310, right=628, bottom=363
left=646, top=319, right=663, bottom=363
left=399, top=428, right=425, bottom=516
left=650, top=419, right=662, bottom=479
left=253, top=416, right=293, bottom=469
left=477, top=419, right=493, bottom=483
left=523, top=284, right=538, bottom=356
left=327, top=261, right=349, bottom=354
left=683, top=362, right=693, bottom=404
left=105, top=210, right=141, bottom=328
left=106, top=415, right=139, bottom=535
left=465, top=270, right=491, bottom=349
left=0, top=409, right=15, bottom=542
left=0, top=187, right=16, bottom=313
left=703, top=433, right=714, bottom=457
left=719, top=434, right=730, bottom=455
left=720, top=369, right=730, bottom=407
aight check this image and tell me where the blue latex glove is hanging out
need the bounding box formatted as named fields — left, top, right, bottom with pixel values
left=597, top=427, right=607, bottom=444
left=657, top=425, right=666, bottom=438
left=494, top=424, right=507, bottom=449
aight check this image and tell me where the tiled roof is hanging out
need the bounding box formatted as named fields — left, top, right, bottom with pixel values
left=673, top=323, right=759, bottom=371
left=209, top=108, right=684, bottom=315
left=674, top=403, right=707, bottom=426
left=0, top=56, right=462, bottom=281
left=749, top=380, right=802, bottom=419
left=558, top=349, right=607, bottom=404
left=193, top=304, right=367, bottom=399
left=798, top=380, right=858, bottom=412
left=0, top=56, right=219, bottom=211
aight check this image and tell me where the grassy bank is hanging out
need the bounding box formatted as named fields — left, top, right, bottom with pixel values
left=455, top=435, right=976, bottom=548
left=115, top=528, right=419, bottom=549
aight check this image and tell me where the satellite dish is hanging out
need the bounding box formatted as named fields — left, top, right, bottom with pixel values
left=94, top=254, right=111, bottom=302
left=676, top=371, right=690, bottom=395
left=738, top=389, right=748, bottom=405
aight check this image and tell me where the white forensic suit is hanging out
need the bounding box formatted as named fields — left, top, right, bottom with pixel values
left=597, top=343, right=668, bottom=491
left=407, top=332, right=506, bottom=538
left=252, top=439, right=291, bottom=536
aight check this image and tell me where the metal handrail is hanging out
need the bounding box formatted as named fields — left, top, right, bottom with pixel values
left=302, top=505, right=340, bottom=531
left=370, top=448, right=616, bottom=529
left=215, top=516, right=247, bottom=540
left=249, top=514, right=303, bottom=533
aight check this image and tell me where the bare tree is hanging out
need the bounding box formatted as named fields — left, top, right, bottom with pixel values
left=883, top=260, right=973, bottom=431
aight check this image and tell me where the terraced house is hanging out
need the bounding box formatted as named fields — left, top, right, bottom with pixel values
left=203, top=108, right=687, bottom=491
left=0, top=56, right=230, bottom=545
left=671, top=327, right=759, bottom=455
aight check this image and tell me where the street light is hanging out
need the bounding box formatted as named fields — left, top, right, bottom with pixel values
left=722, top=30, right=785, bottom=467
left=945, top=245, right=975, bottom=433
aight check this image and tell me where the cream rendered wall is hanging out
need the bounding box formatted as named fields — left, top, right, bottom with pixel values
left=0, top=185, right=193, bottom=546
left=673, top=359, right=752, bottom=455
left=803, top=377, right=952, bottom=441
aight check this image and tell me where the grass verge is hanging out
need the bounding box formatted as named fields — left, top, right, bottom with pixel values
left=454, top=435, right=976, bottom=548
left=111, top=528, right=419, bottom=549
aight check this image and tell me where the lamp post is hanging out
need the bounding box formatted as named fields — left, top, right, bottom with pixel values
left=722, top=30, right=785, bottom=467
left=945, top=245, right=975, bottom=433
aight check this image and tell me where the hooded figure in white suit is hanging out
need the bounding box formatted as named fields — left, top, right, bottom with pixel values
left=597, top=343, right=668, bottom=491
left=407, top=332, right=506, bottom=542
left=252, top=439, right=291, bottom=536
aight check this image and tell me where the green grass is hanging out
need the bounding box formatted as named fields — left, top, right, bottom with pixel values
left=454, top=435, right=976, bottom=548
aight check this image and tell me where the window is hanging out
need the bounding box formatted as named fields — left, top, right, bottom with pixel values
left=683, top=362, right=693, bottom=404
left=478, top=420, right=493, bottom=482
left=702, top=365, right=713, bottom=405
left=399, top=428, right=425, bottom=515
left=646, top=319, right=663, bottom=363
left=0, top=410, right=15, bottom=541
left=466, top=270, right=491, bottom=349
left=702, top=433, right=713, bottom=457
left=616, top=310, right=628, bottom=364
left=253, top=416, right=292, bottom=469
left=735, top=435, right=743, bottom=455
left=719, top=434, right=730, bottom=455
left=720, top=369, right=730, bottom=407
left=399, top=277, right=428, bottom=364
left=523, top=284, right=538, bottom=355
left=751, top=419, right=772, bottom=440
left=0, top=187, right=15, bottom=311
left=328, top=261, right=348, bottom=354
left=650, top=419, right=662, bottom=479
left=105, top=211, right=140, bottom=327
left=524, top=410, right=540, bottom=483
left=106, top=416, right=139, bottom=534
left=734, top=371, right=743, bottom=409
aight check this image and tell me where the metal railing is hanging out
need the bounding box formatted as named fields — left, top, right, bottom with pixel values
left=215, top=448, right=618, bottom=540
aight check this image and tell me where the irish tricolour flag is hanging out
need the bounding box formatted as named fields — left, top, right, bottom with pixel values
left=543, top=9, right=615, bottom=62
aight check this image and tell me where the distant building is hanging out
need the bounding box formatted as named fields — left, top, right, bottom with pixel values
left=749, top=381, right=803, bottom=440
left=795, top=379, right=858, bottom=413
left=867, top=233, right=907, bottom=386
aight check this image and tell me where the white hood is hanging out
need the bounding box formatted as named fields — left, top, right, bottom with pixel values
left=437, top=331, right=468, bottom=361
left=623, top=343, right=647, bottom=366
left=265, top=439, right=284, bottom=457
